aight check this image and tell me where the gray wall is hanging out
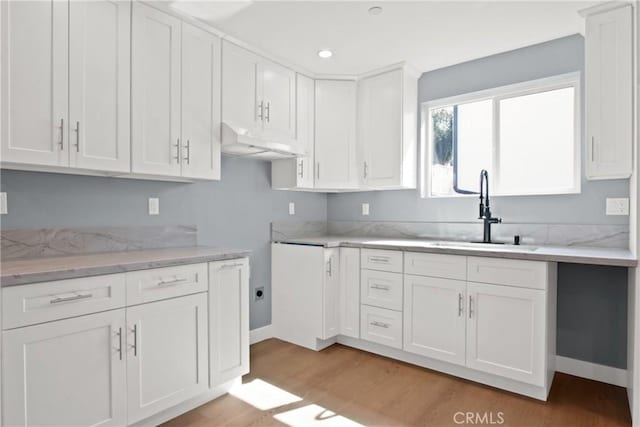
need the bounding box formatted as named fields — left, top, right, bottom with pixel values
left=327, top=34, right=629, bottom=368
left=327, top=34, right=629, bottom=225
left=0, top=157, right=328, bottom=330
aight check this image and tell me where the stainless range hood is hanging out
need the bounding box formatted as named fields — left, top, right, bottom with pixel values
left=221, top=123, right=305, bottom=160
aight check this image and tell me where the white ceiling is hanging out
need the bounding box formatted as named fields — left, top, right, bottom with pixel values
left=170, top=1, right=598, bottom=75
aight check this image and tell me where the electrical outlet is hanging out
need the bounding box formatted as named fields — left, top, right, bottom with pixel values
left=148, top=198, right=159, bottom=215
left=362, top=203, right=370, bottom=216
left=606, top=198, right=629, bottom=216
left=289, top=202, right=295, bottom=215
left=255, top=287, right=265, bottom=301
left=0, top=192, right=7, bottom=215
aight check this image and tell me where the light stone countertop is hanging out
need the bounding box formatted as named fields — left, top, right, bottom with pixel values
left=272, top=236, right=637, bottom=267
left=1, top=246, right=251, bottom=287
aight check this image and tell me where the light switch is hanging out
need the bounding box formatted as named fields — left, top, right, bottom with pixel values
left=0, top=192, right=7, bottom=215
left=606, top=198, right=629, bottom=216
left=148, top=198, right=159, bottom=215
left=288, top=202, right=295, bottom=215
left=362, top=203, right=370, bottom=216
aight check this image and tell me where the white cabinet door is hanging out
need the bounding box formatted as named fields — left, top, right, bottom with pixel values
left=466, top=282, right=546, bottom=386
left=131, top=3, right=182, bottom=177
left=126, top=293, right=209, bottom=424
left=221, top=41, right=261, bottom=136
left=321, top=248, right=340, bottom=339
left=403, top=274, right=466, bottom=366
left=2, top=310, right=127, bottom=427
left=314, top=80, right=357, bottom=189
left=339, top=248, right=360, bottom=338
left=585, top=5, right=633, bottom=180
left=296, top=73, right=315, bottom=188
left=69, top=0, right=130, bottom=173
left=209, top=258, right=250, bottom=387
left=181, top=23, right=221, bottom=180
left=359, top=69, right=403, bottom=188
left=260, top=60, right=296, bottom=140
left=1, top=0, right=68, bottom=167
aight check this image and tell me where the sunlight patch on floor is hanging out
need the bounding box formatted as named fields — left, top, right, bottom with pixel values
left=229, top=379, right=302, bottom=411
left=274, top=404, right=365, bottom=427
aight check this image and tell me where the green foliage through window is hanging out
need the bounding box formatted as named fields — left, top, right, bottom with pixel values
left=431, top=107, right=453, bottom=165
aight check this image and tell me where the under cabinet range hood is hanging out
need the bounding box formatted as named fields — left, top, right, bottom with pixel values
left=221, top=123, right=305, bottom=160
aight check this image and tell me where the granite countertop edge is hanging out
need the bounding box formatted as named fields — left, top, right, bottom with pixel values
left=272, top=237, right=637, bottom=268
left=1, top=246, right=252, bottom=287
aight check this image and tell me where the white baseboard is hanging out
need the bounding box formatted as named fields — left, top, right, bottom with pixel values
left=250, top=324, right=274, bottom=345
left=556, top=355, right=628, bottom=387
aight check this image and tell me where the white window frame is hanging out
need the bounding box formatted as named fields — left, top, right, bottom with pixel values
left=421, top=72, right=582, bottom=198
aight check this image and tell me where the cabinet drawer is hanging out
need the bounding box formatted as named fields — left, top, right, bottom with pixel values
left=2, top=274, right=126, bottom=329
left=467, top=257, right=549, bottom=290
left=404, top=252, right=466, bottom=280
left=360, top=249, right=403, bottom=273
left=360, top=269, right=403, bottom=311
left=126, top=263, right=208, bottom=305
left=360, top=305, right=402, bottom=349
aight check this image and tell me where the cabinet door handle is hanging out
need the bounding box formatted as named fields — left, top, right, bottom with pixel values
left=50, top=292, right=93, bottom=304
left=265, top=102, right=271, bottom=123
left=364, top=161, right=368, bottom=178
left=258, top=101, right=264, bottom=121
left=184, top=140, right=191, bottom=165
left=74, top=121, right=80, bottom=152
left=316, top=162, right=320, bottom=180
left=298, top=160, right=304, bottom=178
left=131, top=324, right=138, bottom=357
left=591, top=137, right=595, bottom=162
left=59, top=118, right=64, bottom=150
left=157, top=276, right=188, bottom=287
left=370, top=321, right=390, bottom=329
left=116, top=327, right=123, bottom=360
left=174, top=139, right=181, bottom=163
left=326, top=258, right=333, bottom=277
left=458, top=293, right=463, bottom=317
left=371, top=284, right=390, bottom=291
left=468, top=295, right=474, bottom=319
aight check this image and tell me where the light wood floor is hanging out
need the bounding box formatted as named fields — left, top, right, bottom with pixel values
left=163, top=339, right=631, bottom=426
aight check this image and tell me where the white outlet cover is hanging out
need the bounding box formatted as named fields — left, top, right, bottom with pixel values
left=362, top=203, right=370, bottom=216
left=289, top=202, right=295, bottom=215
left=0, top=192, right=7, bottom=215
left=606, top=198, right=629, bottom=216
left=148, top=197, right=159, bottom=215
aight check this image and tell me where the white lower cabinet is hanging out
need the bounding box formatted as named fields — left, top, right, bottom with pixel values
left=2, top=310, right=127, bottom=427
left=403, top=274, right=467, bottom=366
left=126, top=292, right=209, bottom=424
left=209, top=258, right=250, bottom=387
left=466, top=282, right=546, bottom=386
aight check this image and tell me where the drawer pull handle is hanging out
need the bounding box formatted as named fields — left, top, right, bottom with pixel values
left=157, top=277, right=188, bottom=287
left=50, top=293, right=93, bottom=304
left=370, top=321, right=390, bottom=329
left=371, top=284, right=390, bottom=291
left=220, top=263, right=244, bottom=270
left=370, top=256, right=390, bottom=263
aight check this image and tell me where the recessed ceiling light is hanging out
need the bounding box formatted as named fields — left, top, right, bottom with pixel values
left=317, top=49, right=333, bottom=59
left=368, top=6, right=383, bottom=15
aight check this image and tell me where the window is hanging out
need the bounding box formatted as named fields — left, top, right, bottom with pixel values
left=423, top=73, right=580, bottom=197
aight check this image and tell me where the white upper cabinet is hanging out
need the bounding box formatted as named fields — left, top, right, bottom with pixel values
left=69, top=0, right=130, bottom=173
left=222, top=41, right=296, bottom=141
left=358, top=67, right=417, bottom=189
left=584, top=4, right=633, bottom=180
left=132, top=3, right=182, bottom=177
left=1, top=0, right=68, bottom=167
left=181, top=23, right=222, bottom=180
left=271, top=73, right=315, bottom=189
left=315, top=79, right=358, bottom=189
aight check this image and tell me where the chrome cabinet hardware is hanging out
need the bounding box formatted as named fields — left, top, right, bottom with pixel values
left=591, top=137, right=595, bottom=162
left=316, top=162, right=320, bottom=180
left=157, top=276, right=188, bottom=287
left=220, top=263, right=243, bottom=269
left=116, top=327, right=123, bottom=360
left=184, top=140, right=191, bottom=165
left=258, top=101, right=264, bottom=121
left=369, top=256, right=390, bottom=263
left=326, top=258, right=333, bottom=277
left=371, top=284, right=390, bottom=291
left=370, top=321, right=390, bottom=328
left=363, top=161, right=368, bottom=178
left=50, top=293, right=93, bottom=304
left=174, top=139, right=180, bottom=162
left=131, top=324, right=138, bottom=357
left=74, top=121, right=80, bottom=152
left=298, top=160, right=304, bottom=178
left=468, top=295, right=474, bottom=319
left=58, top=118, right=64, bottom=150
left=458, top=293, right=463, bottom=317
left=265, top=102, right=271, bottom=123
